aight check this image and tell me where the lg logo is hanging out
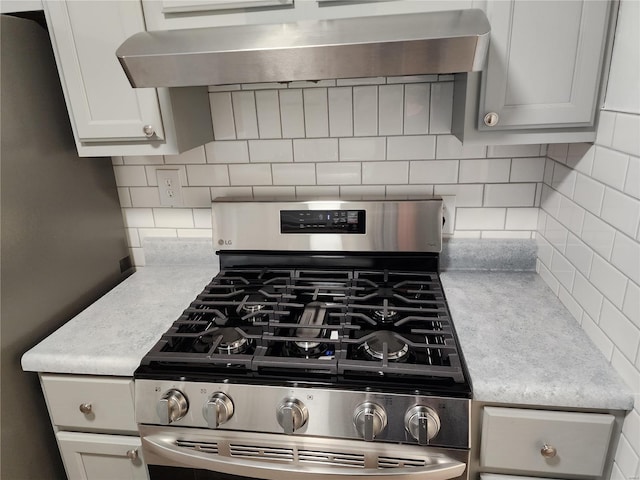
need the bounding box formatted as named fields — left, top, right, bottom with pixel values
left=218, top=239, right=232, bottom=246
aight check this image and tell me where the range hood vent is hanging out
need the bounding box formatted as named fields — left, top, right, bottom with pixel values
left=117, top=9, right=490, bottom=88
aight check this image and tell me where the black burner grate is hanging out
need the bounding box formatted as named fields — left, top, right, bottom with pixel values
left=140, top=267, right=466, bottom=385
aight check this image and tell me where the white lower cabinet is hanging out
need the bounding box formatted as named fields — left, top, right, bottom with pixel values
left=57, top=432, right=147, bottom=480
left=480, top=407, right=615, bottom=478
left=40, top=374, right=149, bottom=480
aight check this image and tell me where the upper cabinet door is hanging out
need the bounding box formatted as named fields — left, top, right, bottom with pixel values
left=143, top=0, right=474, bottom=30
left=479, top=0, right=611, bottom=130
left=44, top=1, right=165, bottom=142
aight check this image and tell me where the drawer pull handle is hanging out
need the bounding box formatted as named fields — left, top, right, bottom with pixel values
left=541, top=444, right=557, bottom=458
left=79, top=403, right=92, bottom=415
left=126, top=449, right=139, bottom=461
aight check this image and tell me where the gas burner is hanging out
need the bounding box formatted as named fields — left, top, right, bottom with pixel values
left=294, top=339, right=320, bottom=350
left=285, top=340, right=333, bottom=359
left=240, top=303, right=265, bottom=314
left=362, top=331, right=409, bottom=361
left=193, top=328, right=253, bottom=355
left=373, top=307, right=399, bottom=323
left=239, top=290, right=276, bottom=314
left=217, top=328, right=252, bottom=354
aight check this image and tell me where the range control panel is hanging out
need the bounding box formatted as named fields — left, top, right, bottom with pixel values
left=136, top=380, right=470, bottom=449
left=280, top=210, right=366, bottom=234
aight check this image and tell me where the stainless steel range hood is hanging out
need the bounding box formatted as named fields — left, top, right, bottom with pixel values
left=116, top=9, right=490, bottom=88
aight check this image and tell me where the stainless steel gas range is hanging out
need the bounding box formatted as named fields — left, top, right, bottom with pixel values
left=135, top=198, right=472, bottom=480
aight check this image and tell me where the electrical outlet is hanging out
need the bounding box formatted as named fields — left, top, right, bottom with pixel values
left=441, top=195, right=456, bottom=235
left=156, top=169, right=183, bottom=207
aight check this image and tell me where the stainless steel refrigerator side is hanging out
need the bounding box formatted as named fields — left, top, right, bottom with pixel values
left=1, top=14, right=130, bottom=479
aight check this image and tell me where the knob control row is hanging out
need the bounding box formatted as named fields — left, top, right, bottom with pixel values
left=156, top=389, right=441, bottom=443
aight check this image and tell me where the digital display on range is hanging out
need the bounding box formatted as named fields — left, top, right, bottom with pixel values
left=280, top=210, right=366, bottom=234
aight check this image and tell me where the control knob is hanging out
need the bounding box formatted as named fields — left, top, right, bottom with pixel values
left=404, top=406, right=441, bottom=444
left=156, top=389, right=188, bottom=425
left=203, top=392, right=234, bottom=428
left=353, top=402, right=387, bottom=441
left=276, top=398, right=308, bottom=434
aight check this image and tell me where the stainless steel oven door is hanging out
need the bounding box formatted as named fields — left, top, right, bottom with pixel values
left=140, top=425, right=469, bottom=480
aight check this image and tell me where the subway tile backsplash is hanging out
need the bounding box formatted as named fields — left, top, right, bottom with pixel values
left=115, top=76, right=547, bottom=265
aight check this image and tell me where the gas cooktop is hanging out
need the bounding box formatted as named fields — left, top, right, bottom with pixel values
left=136, top=261, right=471, bottom=398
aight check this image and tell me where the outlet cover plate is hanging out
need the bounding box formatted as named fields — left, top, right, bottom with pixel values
left=156, top=169, right=184, bottom=207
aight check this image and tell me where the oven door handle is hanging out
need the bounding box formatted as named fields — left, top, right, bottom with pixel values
left=143, top=434, right=466, bottom=480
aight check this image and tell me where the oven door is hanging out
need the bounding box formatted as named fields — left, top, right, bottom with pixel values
left=140, top=426, right=469, bottom=480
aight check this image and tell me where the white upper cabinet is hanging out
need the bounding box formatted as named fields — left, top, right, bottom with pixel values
left=44, top=0, right=213, bottom=157
left=45, top=1, right=165, bottom=142
left=452, top=0, right=617, bottom=145
left=479, top=0, right=610, bottom=130
left=142, top=0, right=474, bottom=30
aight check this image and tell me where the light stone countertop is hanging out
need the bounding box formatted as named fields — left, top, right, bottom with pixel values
left=22, top=264, right=634, bottom=411
left=441, top=271, right=634, bottom=411
left=21, top=265, right=219, bottom=376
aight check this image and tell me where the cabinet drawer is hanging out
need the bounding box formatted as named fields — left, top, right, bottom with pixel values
left=42, top=375, right=137, bottom=433
left=480, top=407, right=614, bottom=477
